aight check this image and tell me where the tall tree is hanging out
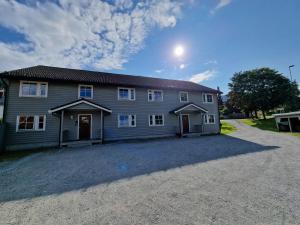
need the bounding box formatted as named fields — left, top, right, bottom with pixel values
left=228, top=68, right=298, bottom=119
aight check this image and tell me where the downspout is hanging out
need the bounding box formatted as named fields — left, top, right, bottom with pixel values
left=216, top=88, right=221, bottom=134
left=0, top=77, right=9, bottom=152
left=0, top=77, right=9, bottom=123
left=58, top=112, right=62, bottom=147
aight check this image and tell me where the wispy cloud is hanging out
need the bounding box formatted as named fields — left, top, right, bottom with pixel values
left=211, top=0, right=232, bottom=14
left=189, top=70, right=217, bottom=83
left=204, top=60, right=218, bottom=65
left=0, top=0, right=182, bottom=71
left=155, top=69, right=164, bottom=73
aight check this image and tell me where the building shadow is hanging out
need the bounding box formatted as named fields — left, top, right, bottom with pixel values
left=0, top=135, right=279, bottom=202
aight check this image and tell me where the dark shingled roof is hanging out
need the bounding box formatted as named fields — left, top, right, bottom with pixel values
left=0, top=65, right=218, bottom=93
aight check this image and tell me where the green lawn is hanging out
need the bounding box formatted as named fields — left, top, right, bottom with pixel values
left=239, top=118, right=300, bottom=138
left=239, top=118, right=277, bottom=132
left=221, top=120, right=237, bottom=135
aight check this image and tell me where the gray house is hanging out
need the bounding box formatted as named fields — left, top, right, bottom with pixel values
left=0, top=66, right=220, bottom=151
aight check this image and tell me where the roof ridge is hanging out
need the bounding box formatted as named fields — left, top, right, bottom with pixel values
left=0, top=65, right=219, bottom=93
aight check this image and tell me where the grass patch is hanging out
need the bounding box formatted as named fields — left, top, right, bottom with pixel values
left=240, top=118, right=277, bottom=132
left=221, top=120, right=237, bottom=135
left=0, top=148, right=51, bottom=163
left=239, top=118, right=300, bottom=138
left=290, top=133, right=300, bottom=138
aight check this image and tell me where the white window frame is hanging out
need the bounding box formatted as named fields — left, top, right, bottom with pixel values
left=204, top=114, right=215, bottom=124
left=148, top=90, right=163, bottom=102
left=149, top=114, right=164, bottom=126
left=203, top=93, right=214, bottom=103
left=78, top=84, right=93, bottom=99
left=16, top=115, right=46, bottom=132
left=118, top=87, right=136, bottom=101
left=179, top=91, right=189, bottom=102
left=118, top=114, right=136, bottom=128
left=19, top=81, right=48, bottom=98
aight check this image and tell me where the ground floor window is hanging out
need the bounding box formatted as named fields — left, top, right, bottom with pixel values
left=118, top=114, right=136, bottom=127
left=149, top=114, right=164, bottom=126
left=204, top=114, right=215, bottom=124
left=16, top=115, right=46, bottom=131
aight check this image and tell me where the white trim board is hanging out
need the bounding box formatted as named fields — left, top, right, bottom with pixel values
left=48, top=99, right=112, bottom=114
left=174, top=103, right=208, bottom=114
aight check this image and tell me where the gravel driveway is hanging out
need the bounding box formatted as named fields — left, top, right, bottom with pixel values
left=0, top=120, right=300, bottom=225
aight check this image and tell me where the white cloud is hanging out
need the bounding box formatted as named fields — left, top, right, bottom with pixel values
left=155, top=69, right=164, bottom=73
left=179, top=64, right=185, bottom=69
left=211, top=0, right=232, bottom=14
left=189, top=70, right=216, bottom=83
left=0, top=0, right=182, bottom=71
left=204, top=60, right=218, bottom=65
left=215, top=0, right=232, bottom=10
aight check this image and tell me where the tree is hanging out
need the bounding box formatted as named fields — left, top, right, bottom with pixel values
left=228, top=68, right=298, bottom=119
left=217, top=86, right=224, bottom=111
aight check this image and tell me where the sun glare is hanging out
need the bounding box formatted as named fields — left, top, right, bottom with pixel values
left=174, top=45, right=184, bottom=57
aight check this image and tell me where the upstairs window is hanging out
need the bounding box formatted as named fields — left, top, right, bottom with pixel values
left=19, top=81, right=48, bottom=97
left=203, top=93, right=213, bottom=103
left=79, top=85, right=93, bottom=99
left=118, top=87, right=135, bottom=100
left=148, top=90, right=163, bottom=102
left=118, top=114, right=136, bottom=127
left=149, top=114, right=164, bottom=126
left=179, top=91, right=188, bottom=102
left=16, top=115, right=46, bottom=131
left=204, top=114, right=215, bottom=124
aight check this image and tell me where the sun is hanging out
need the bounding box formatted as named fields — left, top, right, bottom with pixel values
left=174, top=45, right=184, bottom=57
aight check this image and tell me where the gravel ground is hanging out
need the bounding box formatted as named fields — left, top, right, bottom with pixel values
left=0, top=119, right=300, bottom=225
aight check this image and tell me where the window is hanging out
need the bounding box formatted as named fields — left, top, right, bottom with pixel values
left=204, top=114, right=215, bottom=124
left=19, top=81, right=48, bottom=97
left=148, top=90, right=163, bottom=102
left=118, top=87, right=135, bottom=100
left=16, top=115, right=46, bottom=131
left=79, top=85, right=93, bottom=99
left=179, top=91, right=188, bottom=102
left=149, top=114, right=164, bottom=126
left=118, top=114, right=136, bottom=127
left=203, top=93, right=213, bottom=103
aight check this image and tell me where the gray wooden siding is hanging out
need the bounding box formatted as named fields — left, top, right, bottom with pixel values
left=5, top=80, right=219, bottom=150
left=63, top=111, right=102, bottom=141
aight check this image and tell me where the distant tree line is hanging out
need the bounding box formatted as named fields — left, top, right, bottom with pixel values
left=222, top=68, right=300, bottom=119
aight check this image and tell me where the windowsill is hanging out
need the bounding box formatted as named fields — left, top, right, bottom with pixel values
left=16, top=129, right=45, bottom=132
left=79, top=97, right=93, bottom=99
left=118, top=126, right=136, bottom=128
left=19, top=95, right=47, bottom=98
left=118, top=98, right=135, bottom=101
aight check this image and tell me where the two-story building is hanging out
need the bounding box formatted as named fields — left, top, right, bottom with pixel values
left=0, top=65, right=220, bottom=151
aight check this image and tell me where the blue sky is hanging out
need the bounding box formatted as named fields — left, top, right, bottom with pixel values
left=0, top=0, right=299, bottom=93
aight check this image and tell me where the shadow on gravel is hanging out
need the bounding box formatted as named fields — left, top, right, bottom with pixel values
left=0, top=135, right=279, bottom=202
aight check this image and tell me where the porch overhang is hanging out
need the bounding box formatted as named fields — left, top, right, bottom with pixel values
left=48, top=98, right=112, bottom=114
left=170, top=103, right=208, bottom=115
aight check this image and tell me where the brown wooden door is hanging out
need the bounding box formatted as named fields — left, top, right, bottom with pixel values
left=79, top=115, right=91, bottom=140
left=182, top=115, right=189, bottom=133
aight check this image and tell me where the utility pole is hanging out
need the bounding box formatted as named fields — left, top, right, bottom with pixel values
left=288, top=65, right=295, bottom=81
